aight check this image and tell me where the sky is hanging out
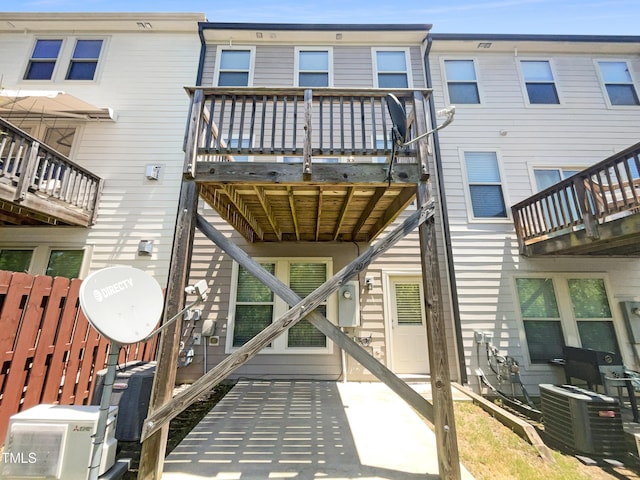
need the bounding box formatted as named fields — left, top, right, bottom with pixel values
left=4, top=0, right=640, bottom=36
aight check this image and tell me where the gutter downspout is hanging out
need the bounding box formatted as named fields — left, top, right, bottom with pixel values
left=196, top=22, right=207, bottom=86
left=423, top=35, right=468, bottom=385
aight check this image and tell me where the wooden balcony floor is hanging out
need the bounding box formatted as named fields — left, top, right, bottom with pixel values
left=197, top=163, right=420, bottom=243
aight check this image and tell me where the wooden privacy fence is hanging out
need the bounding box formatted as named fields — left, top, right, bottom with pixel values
left=0, top=270, right=158, bottom=444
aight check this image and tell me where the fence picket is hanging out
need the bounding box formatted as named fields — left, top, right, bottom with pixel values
left=0, top=271, right=158, bottom=445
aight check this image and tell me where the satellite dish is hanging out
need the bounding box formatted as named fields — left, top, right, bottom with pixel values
left=79, top=266, right=163, bottom=344
left=386, top=93, right=408, bottom=145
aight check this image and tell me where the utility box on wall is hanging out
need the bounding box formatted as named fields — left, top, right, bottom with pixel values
left=338, top=281, right=360, bottom=327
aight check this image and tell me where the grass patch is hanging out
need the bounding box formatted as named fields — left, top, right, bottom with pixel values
left=454, top=401, right=639, bottom=480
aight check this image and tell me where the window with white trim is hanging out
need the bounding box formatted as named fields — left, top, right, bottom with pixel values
left=597, top=61, right=639, bottom=106
left=66, top=39, right=103, bottom=80
left=296, top=48, right=332, bottom=87
left=228, top=259, right=333, bottom=353
left=216, top=49, right=253, bottom=86
left=444, top=60, right=479, bottom=104
left=373, top=49, right=410, bottom=88
left=463, top=151, right=507, bottom=219
left=520, top=60, right=559, bottom=104
left=0, top=247, right=85, bottom=278
left=24, top=39, right=63, bottom=80
left=516, top=275, right=620, bottom=364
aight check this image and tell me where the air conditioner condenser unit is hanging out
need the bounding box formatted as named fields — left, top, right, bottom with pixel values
left=0, top=404, right=118, bottom=480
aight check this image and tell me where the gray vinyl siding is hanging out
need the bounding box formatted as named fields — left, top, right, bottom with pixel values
left=177, top=39, right=456, bottom=383
left=430, top=44, right=640, bottom=393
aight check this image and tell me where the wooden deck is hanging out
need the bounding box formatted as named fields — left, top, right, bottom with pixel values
left=0, top=117, right=102, bottom=226
left=187, top=87, right=430, bottom=243
left=512, top=142, right=640, bottom=256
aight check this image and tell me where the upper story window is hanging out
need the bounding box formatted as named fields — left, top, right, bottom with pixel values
left=24, top=39, right=63, bottom=80
left=533, top=167, right=580, bottom=191
left=296, top=48, right=332, bottom=87
left=520, top=60, right=559, bottom=104
left=444, top=60, right=479, bottom=104
left=597, top=61, right=639, bottom=106
left=463, top=151, right=507, bottom=219
left=66, top=39, right=103, bottom=80
left=374, top=49, right=410, bottom=88
left=216, top=48, right=253, bottom=86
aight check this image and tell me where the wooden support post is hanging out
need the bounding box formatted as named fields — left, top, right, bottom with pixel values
left=14, top=141, right=40, bottom=202
left=137, top=180, right=199, bottom=480
left=140, top=202, right=435, bottom=442
left=303, top=89, right=313, bottom=179
left=184, top=89, right=204, bottom=178
left=414, top=91, right=461, bottom=480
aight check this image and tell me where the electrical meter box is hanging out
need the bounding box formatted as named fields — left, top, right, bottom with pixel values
left=338, top=281, right=360, bottom=327
left=1, top=404, right=118, bottom=480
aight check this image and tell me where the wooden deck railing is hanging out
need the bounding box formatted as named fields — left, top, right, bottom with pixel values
left=185, top=87, right=430, bottom=174
left=512, top=142, right=640, bottom=251
left=0, top=271, right=158, bottom=445
left=0, top=117, right=102, bottom=225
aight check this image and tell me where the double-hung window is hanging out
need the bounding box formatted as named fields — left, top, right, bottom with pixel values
left=520, top=60, right=559, bottom=104
left=296, top=48, right=331, bottom=87
left=464, top=151, right=507, bottom=219
left=374, top=49, right=410, bottom=88
left=229, top=259, right=333, bottom=353
left=533, top=167, right=581, bottom=228
left=516, top=275, right=620, bottom=364
left=216, top=49, right=253, bottom=86
left=597, top=61, right=639, bottom=106
left=25, top=39, right=63, bottom=80
left=66, top=39, right=103, bottom=80
left=444, top=60, right=480, bottom=104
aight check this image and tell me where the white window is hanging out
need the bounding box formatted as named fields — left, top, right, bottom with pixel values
left=373, top=49, right=411, bottom=88
left=227, top=258, right=334, bottom=354
left=463, top=151, right=507, bottom=219
left=216, top=48, right=254, bottom=86
left=444, top=60, right=479, bottom=104
left=24, top=39, right=62, bottom=80
left=295, top=48, right=332, bottom=87
left=597, top=61, right=639, bottom=106
left=66, top=39, right=103, bottom=81
left=0, top=247, right=86, bottom=278
left=520, top=60, right=559, bottom=104
left=516, top=275, right=620, bottom=364
left=24, top=38, right=105, bottom=82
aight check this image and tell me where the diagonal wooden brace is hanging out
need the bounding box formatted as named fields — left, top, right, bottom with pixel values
left=140, top=199, right=435, bottom=441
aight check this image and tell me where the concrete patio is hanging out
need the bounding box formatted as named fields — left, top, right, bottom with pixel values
left=162, top=380, right=474, bottom=480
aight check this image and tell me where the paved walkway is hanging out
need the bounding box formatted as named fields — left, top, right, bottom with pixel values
left=162, top=380, right=475, bottom=480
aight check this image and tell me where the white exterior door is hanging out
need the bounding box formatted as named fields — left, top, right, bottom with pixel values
left=388, top=276, right=429, bottom=374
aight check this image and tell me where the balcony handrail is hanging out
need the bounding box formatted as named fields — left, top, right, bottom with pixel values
left=183, top=87, right=431, bottom=176
left=512, top=141, right=640, bottom=250
left=0, top=116, right=103, bottom=225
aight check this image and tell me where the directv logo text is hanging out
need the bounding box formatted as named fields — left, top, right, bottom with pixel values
left=93, top=278, right=134, bottom=302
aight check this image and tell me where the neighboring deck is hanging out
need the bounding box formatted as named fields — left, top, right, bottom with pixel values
left=0, top=117, right=102, bottom=226
left=512, top=142, right=640, bottom=256
left=186, top=87, right=430, bottom=242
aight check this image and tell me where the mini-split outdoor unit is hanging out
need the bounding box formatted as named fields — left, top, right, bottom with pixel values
left=0, top=404, right=118, bottom=480
left=540, top=384, right=627, bottom=456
